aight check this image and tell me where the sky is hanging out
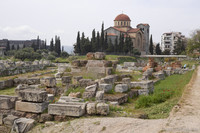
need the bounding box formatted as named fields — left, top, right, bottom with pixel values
left=0, top=0, right=199, bottom=48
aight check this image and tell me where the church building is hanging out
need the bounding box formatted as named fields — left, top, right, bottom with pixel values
left=105, top=14, right=150, bottom=55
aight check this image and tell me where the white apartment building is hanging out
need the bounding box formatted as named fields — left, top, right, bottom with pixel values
left=161, top=32, right=185, bottom=54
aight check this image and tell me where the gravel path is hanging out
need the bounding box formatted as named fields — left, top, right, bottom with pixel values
left=31, top=66, right=200, bottom=133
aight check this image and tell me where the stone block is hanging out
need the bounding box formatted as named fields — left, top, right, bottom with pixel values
left=153, top=71, right=165, bottom=80
left=43, top=77, right=56, bottom=87
left=94, top=52, right=105, bottom=60
left=39, top=114, right=53, bottom=123
left=130, top=80, right=154, bottom=89
left=0, top=81, right=4, bottom=90
left=58, top=96, right=84, bottom=103
left=104, top=94, right=128, bottom=104
left=73, top=76, right=83, bottom=84
left=26, top=78, right=40, bottom=85
left=62, top=76, right=72, bottom=85
left=78, top=79, right=95, bottom=87
left=16, top=101, right=48, bottom=113
left=96, top=103, right=109, bottom=115
left=3, top=115, right=18, bottom=126
left=99, top=84, right=113, bottom=93
left=100, top=75, right=117, bottom=84
left=106, top=67, right=113, bottom=75
left=82, top=91, right=96, bottom=99
left=124, top=62, right=136, bottom=67
left=18, top=89, right=47, bottom=102
left=85, top=84, right=97, bottom=92
left=48, top=102, right=86, bottom=117
left=128, top=89, right=138, bottom=98
left=68, top=92, right=81, bottom=98
left=86, top=103, right=96, bottom=115
left=86, top=52, right=94, bottom=60
left=0, top=114, right=6, bottom=125
left=55, top=72, right=63, bottom=78
left=115, top=84, right=128, bottom=93
left=4, top=79, right=14, bottom=88
left=96, top=91, right=104, bottom=101
left=0, top=95, right=18, bottom=109
left=12, top=118, right=35, bottom=133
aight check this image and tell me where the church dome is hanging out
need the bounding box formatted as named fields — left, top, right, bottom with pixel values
left=114, top=14, right=131, bottom=21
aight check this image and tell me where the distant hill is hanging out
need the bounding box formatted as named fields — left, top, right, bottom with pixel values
left=63, top=45, right=74, bottom=54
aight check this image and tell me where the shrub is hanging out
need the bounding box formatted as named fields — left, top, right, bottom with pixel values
left=61, top=51, right=69, bottom=58
left=135, top=95, right=152, bottom=108
left=47, top=55, right=56, bottom=60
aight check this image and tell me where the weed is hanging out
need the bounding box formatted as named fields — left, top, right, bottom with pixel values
left=93, top=121, right=100, bottom=125
left=101, top=126, right=106, bottom=131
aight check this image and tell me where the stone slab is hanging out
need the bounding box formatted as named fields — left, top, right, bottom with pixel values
left=18, top=89, right=47, bottom=102
left=48, top=102, right=86, bottom=117
left=3, top=115, right=18, bottom=126
left=0, top=95, right=18, bottom=109
left=15, top=101, right=48, bottom=113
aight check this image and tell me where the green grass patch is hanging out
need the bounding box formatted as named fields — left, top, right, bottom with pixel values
left=0, top=87, right=16, bottom=96
left=181, top=60, right=198, bottom=69
left=135, top=70, right=194, bottom=109
left=53, top=58, right=69, bottom=63
left=65, top=87, right=85, bottom=97
left=117, top=56, right=136, bottom=64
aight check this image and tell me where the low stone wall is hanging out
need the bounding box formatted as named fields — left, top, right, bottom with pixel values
left=0, top=60, right=51, bottom=77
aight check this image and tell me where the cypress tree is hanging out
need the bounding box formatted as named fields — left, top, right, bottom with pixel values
left=11, top=45, right=15, bottom=50
left=96, top=31, right=100, bottom=52
left=23, top=44, right=25, bottom=49
left=44, top=39, right=47, bottom=49
left=107, top=38, right=114, bottom=53
left=124, top=36, right=129, bottom=54
left=74, top=31, right=81, bottom=54
left=57, top=37, right=61, bottom=56
left=104, top=32, right=108, bottom=51
left=62, top=46, right=64, bottom=52
left=119, top=33, right=124, bottom=53
left=149, top=34, right=154, bottom=55
left=36, top=36, right=40, bottom=50
left=80, top=32, right=85, bottom=55
left=114, top=37, right=119, bottom=53
left=100, top=22, right=104, bottom=52
left=50, top=38, right=54, bottom=52
left=91, top=29, right=96, bottom=52
left=155, top=43, right=162, bottom=55
left=6, top=41, right=10, bottom=51
left=17, top=45, right=19, bottom=50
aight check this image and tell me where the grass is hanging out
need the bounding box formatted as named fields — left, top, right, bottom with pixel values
left=65, top=86, right=85, bottom=96
left=181, top=60, right=198, bottom=69
left=0, top=87, right=16, bottom=96
left=53, top=58, right=69, bottom=63
left=109, top=70, right=194, bottom=119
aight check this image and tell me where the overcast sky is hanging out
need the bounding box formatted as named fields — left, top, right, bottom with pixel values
left=0, top=0, right=199, bottom=47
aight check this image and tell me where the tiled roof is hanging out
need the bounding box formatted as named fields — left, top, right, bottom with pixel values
left=128, top=28, right=140, bottom=33
left=107, top=33, right=117, bottom=36
left=114, top=14, right=131, bottom=21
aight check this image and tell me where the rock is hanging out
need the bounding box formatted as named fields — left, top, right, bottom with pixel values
left=58, top=65, right=68, bottom=73
left=104, top=94, right=128, bottom=105
left=68, top=92, right=81, bottom=98
left=55, top=72, right=63, bottom=78
left=12, top=118, right=35, bottom=133
left=3, top=115, right=18, bottom=126
left=54, top=115, right=66, bottom=122
left=58, top=96, right=84, bottom=103
left=82, top=91, right=96, bottom=99
left=80, top=60, right=88, bottom=67
left=12, top=111, right=26, bottom=118
left=86, top=103, right=96, bottom=115
left=78, top=79, right=95, bottom=87
left=0, top=95, right=18, bottom=109
left=3, top=79, right=14, bottom=88
left=85, top=84, right=97, bottom=92
left=0, top=114, right=6, bottom=125
left=86, top=52, right=94, bottom=60
left=109, top=102, right=119, bottom=106
left=15, top=84, right=29, bottom=96
left=73, top=76, right=83, bottom=84
left=71, top=60, right=80, bottom=67
left=122, top=78, right=131, bottom=88
left=106, top=67, right=113, bottom=75
left=26, top=78, right=40, bottom=85
left=192, top=64, right=196, bottom=70
left=45, top=87, right=57, bottom=96
left=15, top=101, right=48, bottom=113
left=44, top=121, right=54, bottom=127
left=48, top=102, right=86, bottom=117
left=94, top=52, right=105, bottom=60
left=43, top=77, right=56, bottom=87
left=62, top=76, right=72, bottom=85
left=130, top=80, right=154, bottom=90
left=115, top=84, right=128, bottom=93
left=96, top=91, right=104, bottom=101
left=18, top=89, right=47, bottom=102
left=39, top=114, right=53, bottom=123
left=25, top=113, right=39, bottom=120
left=96, top=103, right=109, bottom=115
left=153, top=71, right=165, bottom=80
left=124, top=62, right=136, bottom=67
left=128, top=89, right=138, bottom=98
left=47, top=94, right=54, bottom=103
left=100, top=75, right=117, bottom=84
left=99, top=84, right=113, bottom=93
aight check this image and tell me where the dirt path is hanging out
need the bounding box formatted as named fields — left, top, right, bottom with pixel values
left=31, top=66, right=200, bottom=133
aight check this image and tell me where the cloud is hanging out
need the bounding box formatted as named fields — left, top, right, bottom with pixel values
left=0, top=25, right=43, bottom=39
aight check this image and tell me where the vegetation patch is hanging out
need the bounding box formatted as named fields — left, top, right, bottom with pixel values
left=0, top=87, right=16, bottom=96
left=65, top=87, right=85, bottom=97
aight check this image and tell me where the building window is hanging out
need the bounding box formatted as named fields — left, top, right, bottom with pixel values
left=121, top=22, right=122, bottom=25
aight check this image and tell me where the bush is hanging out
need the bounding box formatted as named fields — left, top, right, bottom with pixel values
left=61, top=51, right=69, bottom=58
left=47, top=55, right=56, bottom=60
left=135, top=95, right=152, bottom=108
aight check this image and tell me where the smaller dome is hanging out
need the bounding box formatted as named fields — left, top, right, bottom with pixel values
left=114, top=14, right=131, bottom=21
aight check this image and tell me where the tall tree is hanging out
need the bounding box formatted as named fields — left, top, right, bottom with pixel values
left=114, top=37, right=119, bottom=53
left=106, top=38, right=114, bottom=53
left=23, top=44, right=25, bottom=49
left=155, top=43, right=162, bottom=55
left=36, top=36, right=40, bottom=50
left=91, top=29, right=96, bottom=52
left=80, top=32, right=85, bottom=55
left=104, top=32, right=108, bottom=51
left=149, top=34, right=154, bottom=55
left=50, top=38, right=54, bottom=52
left=17, top=45, right=19, bottom=50
left=11, top=45, right=15, bottom=50
left=119, top=33, right=124, bottom=53
left=74, top=31, right=81, bottom=54
left=6, top=41, right=10, bottom=51
left=173, top=37, right=185, bottom=55
left=96, top=31, right=100, bottom=52
left=57, top=37, right=61, bottom=56
left=62, top=46, right=64, bottom=52
left=44, top=39, right=47, bottom=49
left=100, top=22, right=104, bottom=51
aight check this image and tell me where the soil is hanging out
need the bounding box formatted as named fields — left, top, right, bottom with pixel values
left=30, top=66, right=200, bottom=133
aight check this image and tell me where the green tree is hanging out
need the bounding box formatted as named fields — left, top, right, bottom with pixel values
left=114, top=37, right=119, bottom=53
left=155, top=43, right=162, bottom=55
left=104, top=32, right=108, bottom=51
left=17, top=45, right=20, bottom=50
left=119, top=33, right=124, bottom=53
left=96, top=31, right=100, bottom=52
left=74, top=31, right=81, bottom=54
left=50, top=38, right=54, bottom=52
left=23, top=44, right=25, bottom=49
left=162, top=49, right=170, bottom=55
left=12, top=45, right=15, bottom=50
left=106, top=38, right=114, bottom=53
left=91, top=29, right=96, bottom=52
left=100, top=22, right=104, bottom=51
left=149, top=34, right=153, bottom=55
left=173, top=37, right=186, bottom=55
